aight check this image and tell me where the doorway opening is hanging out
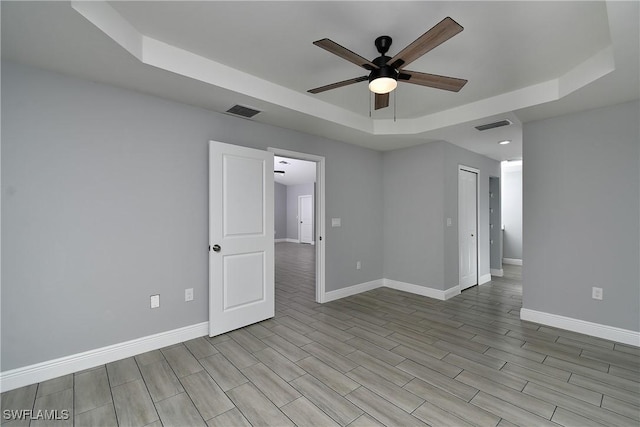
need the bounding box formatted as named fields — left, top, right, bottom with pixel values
left=269, top=148, right=326, bottom=303
left=501, top=160, right=523, bottom=270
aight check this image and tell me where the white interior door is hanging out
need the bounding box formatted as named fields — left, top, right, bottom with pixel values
left=209, top=141, right=274, bottom=336
left=298, top=195, right=314, bottom=244
left=459, top=168, right=478, bottom=290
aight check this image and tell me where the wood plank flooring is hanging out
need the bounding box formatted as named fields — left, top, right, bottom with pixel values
left=2, top=242, right=638, bottom=426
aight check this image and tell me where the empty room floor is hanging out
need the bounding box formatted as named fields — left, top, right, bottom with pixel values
left=2, top=243, right=639, bottom=426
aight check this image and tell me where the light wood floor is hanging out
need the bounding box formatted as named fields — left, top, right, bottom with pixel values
left=2, top=242, right=639, bottom=426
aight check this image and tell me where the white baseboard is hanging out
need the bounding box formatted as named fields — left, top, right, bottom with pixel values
left=479, top=274, right=492, bottom=285
left=323, top=278, right=461, bottom=303
left=443, top=285, right=461, bottom=300
left=277, top=239, right=312, bottom=245
left=520, top=308, right=640, bottom=347
left=324, top=279, right=383, bottom=302
left=384, top=279, right=458, bottom=301
left=491, top=268, right=504, bottom=277
left=0, top=322, right=209, bottom=393
left=503, top=258, right=523, bottom=266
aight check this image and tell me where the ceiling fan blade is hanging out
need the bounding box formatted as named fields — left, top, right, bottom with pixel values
left=313, top=39, right=379, bottom=70
left=400, top=70, right=467, bottom=92
left=308, top=76, right=369, bottom=94
left=389, top=17, right=463, bottom=69
left=374, top=93, right=389, bottom=110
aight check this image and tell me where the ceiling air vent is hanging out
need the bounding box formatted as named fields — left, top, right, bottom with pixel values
left=475, top=119, right=512, bottom=131
left=225, top=105, right=261, bottom=119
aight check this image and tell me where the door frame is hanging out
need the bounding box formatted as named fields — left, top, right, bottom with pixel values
left=458, top=165, right=480, bottom=289
left=298, top=194, right=314, bottom=245
left=268, top=147, right=326, bottom=303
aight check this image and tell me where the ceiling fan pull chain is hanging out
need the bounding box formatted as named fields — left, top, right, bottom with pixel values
left=369, top=91, right=372, bottom=117
left=394, top=89, right=397, bottom=122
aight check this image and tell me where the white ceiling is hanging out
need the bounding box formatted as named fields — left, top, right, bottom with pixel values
left=2, top=1, right=638, bottom=161
left=274, top=156, right=316, bottom=187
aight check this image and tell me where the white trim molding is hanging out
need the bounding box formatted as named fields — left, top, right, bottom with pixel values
left=268, top=147, right=325, bottom=305
left=384, top=279, right=460, bottom=301
left=323, top=278, right=463, bottom=303
left=479, top=274, right=492, bottom=285
left=520, top=308, right=640, bottom=347
left=0, top=322, right=208, bottom=393
left=491, top=268, right=504, bottom=277
left=324, top=279, right=383, bottom=302
left=503, top=258, right=523, bottom=266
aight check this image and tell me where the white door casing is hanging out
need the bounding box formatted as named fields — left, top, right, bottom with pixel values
left=268, top=147, right=325, bottom=303
left=209, top=141, right=274, bottom=336
left=459, top=167, right=478, bottom=290
left=298, top=194, right=314, bottom=244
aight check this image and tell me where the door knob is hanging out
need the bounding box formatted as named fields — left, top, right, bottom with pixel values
left=212, top=244, right=221, bottom=252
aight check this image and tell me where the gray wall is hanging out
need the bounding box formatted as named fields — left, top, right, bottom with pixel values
left=286, top=183, right=315, bottom=241
left=1, top=62, right=384, bottom=371
left=523, top=100, right=639, bottom=331
left=383, top=142, right=445, bottom=288
left=274, top=182, right=287, bottom=240
left=383, top=141, right=500, bottom=291
left=489, top=176, right=503, bottom=270
left=502, top=166, right=523, bottom=260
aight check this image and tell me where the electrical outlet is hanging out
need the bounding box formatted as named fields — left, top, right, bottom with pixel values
left=592, top=287, right=603, bottom=300
left=356, top=261, right=361, bottom=270
left=185, top=288, right=194, bottom=302
left=150, top=294, right=160, bottom=308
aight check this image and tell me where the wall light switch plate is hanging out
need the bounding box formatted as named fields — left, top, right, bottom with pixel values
left=592, top=287, right=603, bottom=300
left=331, top=218, right=341, bottom=227
left=446, top=218, right=452, bottom=227
left=150, top=294, right=160, bottom=308
left=185, top=288, right=194, bottom=302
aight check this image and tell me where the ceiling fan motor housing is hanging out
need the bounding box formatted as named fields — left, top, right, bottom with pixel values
left=369, top=65, right=398, bottom=84
left=369, top=55, right=399, bottom=84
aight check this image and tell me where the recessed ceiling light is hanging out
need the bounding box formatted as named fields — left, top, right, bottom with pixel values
left=498, top=140, right=511, bottom=145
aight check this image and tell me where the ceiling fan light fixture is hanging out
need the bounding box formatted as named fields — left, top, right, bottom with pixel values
left=368, top=65, right=398, bottom=94
left=369, top=77, right=397, bottom=94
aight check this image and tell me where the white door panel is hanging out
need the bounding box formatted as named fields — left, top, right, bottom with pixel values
left=223, top=155, right=265, bottom=236
left=459, top=168, right=478, bottom=290
left=223, top=252, right=265, bottom=309
left=299, top=194, right=314, bottom=244
left=209, top=141, right=274, bottom=336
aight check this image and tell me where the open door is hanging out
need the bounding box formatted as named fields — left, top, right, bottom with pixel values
left=209, top=141, right=274, bottom=336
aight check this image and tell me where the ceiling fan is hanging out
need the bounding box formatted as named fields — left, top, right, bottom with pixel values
left=308, top=17, right=468, bottom=110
